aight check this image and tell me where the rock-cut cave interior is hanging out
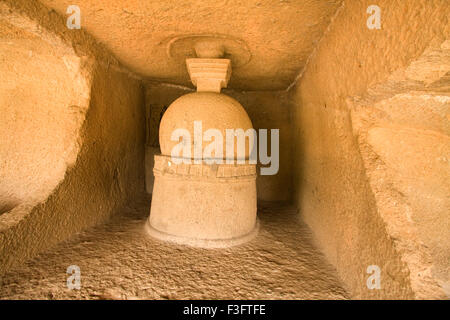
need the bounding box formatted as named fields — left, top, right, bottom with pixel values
left=0, top=0, right=449, bottom=300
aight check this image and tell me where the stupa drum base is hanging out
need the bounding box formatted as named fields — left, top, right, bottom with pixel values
left=147, top=155, right=258, bottom=248
left=145, top=219, right=259, bottom=249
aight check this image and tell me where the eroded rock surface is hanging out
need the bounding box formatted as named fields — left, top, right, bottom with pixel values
left=0, top=198, right=348, bottom=300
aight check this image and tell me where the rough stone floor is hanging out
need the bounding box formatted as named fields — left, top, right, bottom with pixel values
left=0, top=196, right=348, bottom=299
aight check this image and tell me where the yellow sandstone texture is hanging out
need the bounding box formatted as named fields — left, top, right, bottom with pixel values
left=0, top=0, right=448, bottom=299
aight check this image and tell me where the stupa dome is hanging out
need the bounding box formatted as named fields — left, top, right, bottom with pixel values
left=159, top=92, right=254, bottom=160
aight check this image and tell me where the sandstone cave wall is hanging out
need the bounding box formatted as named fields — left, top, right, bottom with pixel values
left=0, top=21, right=89, bottom=215
left=144, top=83, right=292, bottom=202
left=290, top=0, right=449, bottom=299
left=0, top=0, right=145, bottom=275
